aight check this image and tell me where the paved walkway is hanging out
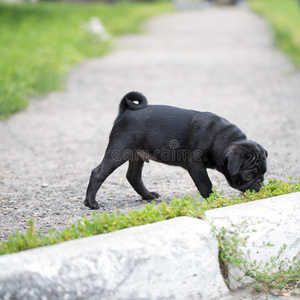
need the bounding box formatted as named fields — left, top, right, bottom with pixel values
left=0, top=6, right=299, bottom=239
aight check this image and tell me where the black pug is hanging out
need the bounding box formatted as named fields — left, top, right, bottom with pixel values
left=84, top=92, right=267, bottom=209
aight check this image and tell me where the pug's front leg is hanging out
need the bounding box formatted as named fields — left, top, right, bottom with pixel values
left=188, top=163, right=213, bottom=199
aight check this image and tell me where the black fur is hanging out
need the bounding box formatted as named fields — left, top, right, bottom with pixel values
left=84, top=92, right=268, bottom=209
left=118, top=91, right=148, bottom=115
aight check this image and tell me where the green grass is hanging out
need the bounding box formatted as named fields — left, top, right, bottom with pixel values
left=250, top=0, right=300, bottom=67
left=1, top=178, right=299, bottom=295
left=0, top=1, right=173, bottom=118
left=0, top=178, right=299, bottom=255
left=217, top=223, right=300, bottom=296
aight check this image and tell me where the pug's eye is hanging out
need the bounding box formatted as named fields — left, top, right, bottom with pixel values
left=245, top=153, right=251, bottom=159
left=245, top=173, right=254, bottom=180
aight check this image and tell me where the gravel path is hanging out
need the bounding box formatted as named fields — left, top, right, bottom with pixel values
left=0, top=6, right=299, bottom=240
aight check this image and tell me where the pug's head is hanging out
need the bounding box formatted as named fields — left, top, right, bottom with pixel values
left=224, top=141, right=268, bottom=193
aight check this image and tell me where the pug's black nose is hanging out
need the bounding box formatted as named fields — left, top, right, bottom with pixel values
left=255, top=179, right=263, bottom=191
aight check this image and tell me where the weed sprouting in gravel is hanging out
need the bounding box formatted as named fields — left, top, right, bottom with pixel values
left=0, top=178, right=299, bottom=255
left=215, top=222, right=300, bottom=296
left=1, top=178, right=299, bottom=295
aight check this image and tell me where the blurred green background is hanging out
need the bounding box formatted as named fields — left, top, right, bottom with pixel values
left=0, top=1, right=173, bottom=118
left=0, top=0, right=299, bottom=118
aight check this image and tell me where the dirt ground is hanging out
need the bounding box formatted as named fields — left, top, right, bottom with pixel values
left=0, top=6, right=299, bottom=243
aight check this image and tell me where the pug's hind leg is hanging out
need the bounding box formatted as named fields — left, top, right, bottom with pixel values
left=84, top=156, right=127, bottom=209
left=127, top=159, right=160, bottom=200
left=188, top=163, right=213, bottom=199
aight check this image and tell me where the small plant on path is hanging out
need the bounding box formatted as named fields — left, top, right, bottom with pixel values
left=215, top=221, right=300, bottom=297
left=0, top=178, right=299, bottom=255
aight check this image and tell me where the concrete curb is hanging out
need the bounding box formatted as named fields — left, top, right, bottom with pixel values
left=0, top=193, right=299, bottom=300
left=206, top=192, right=300, bottom=292
left=0, top=217, right=230, bottom=300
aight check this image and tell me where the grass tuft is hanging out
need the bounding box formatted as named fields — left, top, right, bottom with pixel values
left=0, top=177, right=299, bottom=255
left=216, top=222, right=300, bottom=296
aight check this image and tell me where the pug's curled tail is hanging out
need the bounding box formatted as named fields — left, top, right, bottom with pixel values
left=118, top=91, right=148, bottom=115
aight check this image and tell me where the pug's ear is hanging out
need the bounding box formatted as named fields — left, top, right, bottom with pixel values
left=225, top=145, right=244, bottom=176
left=226, top=152, right=243, bottom=176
